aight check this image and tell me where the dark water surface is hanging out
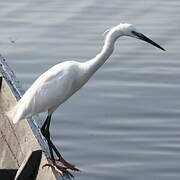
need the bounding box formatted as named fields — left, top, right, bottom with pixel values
left=0, top=1, right=180, bottom=180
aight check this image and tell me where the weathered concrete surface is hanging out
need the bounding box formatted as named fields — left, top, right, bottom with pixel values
left=0, top=55, right=62, bottom=180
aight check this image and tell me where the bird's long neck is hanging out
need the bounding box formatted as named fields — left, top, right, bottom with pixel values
left=84, top=30, right=118, bottom=76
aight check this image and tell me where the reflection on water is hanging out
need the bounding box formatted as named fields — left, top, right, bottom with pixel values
left=0, top=0, right=180, bottom=180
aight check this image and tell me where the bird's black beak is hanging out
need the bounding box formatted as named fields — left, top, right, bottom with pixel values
left=132, top=31, right=165, bottom=51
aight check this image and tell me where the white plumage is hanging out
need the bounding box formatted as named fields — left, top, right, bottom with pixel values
left=7, top=23, right=165, bottom=124
left=8, top=61, right=87, bottom=123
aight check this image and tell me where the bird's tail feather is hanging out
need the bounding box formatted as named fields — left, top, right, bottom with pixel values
left=6, top=102, right=25, bottom=124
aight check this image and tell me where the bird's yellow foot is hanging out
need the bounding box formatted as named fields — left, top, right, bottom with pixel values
left=47, top=157, right=80, bottom=171
left=42, top=163, right=74, bottom=178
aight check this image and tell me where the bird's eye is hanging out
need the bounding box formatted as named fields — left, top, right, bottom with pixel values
left=131, top=31, right=136, bottom=34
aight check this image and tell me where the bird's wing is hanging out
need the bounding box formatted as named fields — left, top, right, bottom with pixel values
left=9, top=63, right=75, bottom=123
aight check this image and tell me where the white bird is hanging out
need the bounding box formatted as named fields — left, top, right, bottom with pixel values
left=7, top=23, right=165, bottom=176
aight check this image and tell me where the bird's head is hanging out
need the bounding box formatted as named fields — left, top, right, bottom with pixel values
left=107, top=23, right=165, bottom=51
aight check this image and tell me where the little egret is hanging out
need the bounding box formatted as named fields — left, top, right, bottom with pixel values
left=7, top=23, right=165, bottom=176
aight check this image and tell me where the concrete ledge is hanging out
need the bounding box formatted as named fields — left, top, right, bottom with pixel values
left=0, top=55, right=63, bottom=180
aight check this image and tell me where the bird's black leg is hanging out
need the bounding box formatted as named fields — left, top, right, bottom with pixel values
left=41, top=115, right=74, bottom=176
left=41, top=115, right=55, bottom=164
left=41, top=115, right=50, bottom=137
left=41, top=115, right=79, bottom=171
left=45, top=115, right=56, bottom=164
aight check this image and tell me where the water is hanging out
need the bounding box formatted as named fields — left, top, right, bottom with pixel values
left=1, top=1, right=180, bottom=179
